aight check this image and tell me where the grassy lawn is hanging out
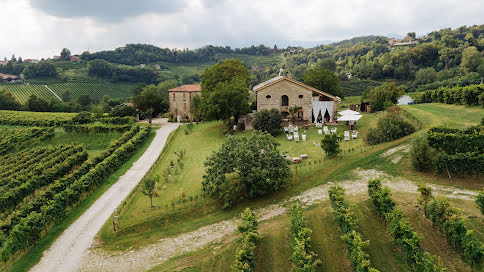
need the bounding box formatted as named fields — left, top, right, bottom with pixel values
left=5, top=129, right=158, bottom=272
left=400, top=103, right=483, bottom=129
left=99, top=112, right=387, bottom=250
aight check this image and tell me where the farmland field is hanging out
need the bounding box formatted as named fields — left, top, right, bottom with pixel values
left=0, top=82, right=134, bottom=104
left=0, top=111, right=153, bottom=271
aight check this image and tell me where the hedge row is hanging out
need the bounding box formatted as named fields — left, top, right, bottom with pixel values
left=0, top=126, right=150, bottom=263
left=368, top=179, right=445, bottom=271
left=416, top=83, right=484, bottom=106
left=0, top=110, right=133, bottom=127
left=62, top=124, right=132, bottom=133
left=232, top=208, right=260, bottom=272
left=435, top=152, right=484, bottom=178
left=99, top=116, right=134, bottom=125
left=0, top=127, right=54, bottom=154
left=0, top=127, right=141, bottom=237
left=329, top=186, right=379, bottom=272
left=0, top=147, right=87, bottom=214
left=427, top=126, right=484, bottom=155
left=0, top=146, right=72, bottom=183
left=289, top=203, right=321, bottom=271
left=422, top=194, right=483, bottom=264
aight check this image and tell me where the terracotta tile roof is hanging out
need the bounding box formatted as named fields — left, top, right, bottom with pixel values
left=0, top=73, right=17, bottom=79
left=167, top=84, right=201, bottom=92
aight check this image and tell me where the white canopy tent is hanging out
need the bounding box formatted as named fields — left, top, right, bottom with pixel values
left=337, top=114, right=362, bottom=122
left=338, top=109, right=360, bottom=116
left=337, top=113, right=362, bottom=130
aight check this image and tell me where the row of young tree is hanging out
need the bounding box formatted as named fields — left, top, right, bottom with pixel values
left=289, top=203, right=321, bottom=271
left=328, top=186, right=379, bottom=272
left=367, top=179, right=445, bottom=271
left=232, top=208, right=260, bottom=271
left=418, top=185, right=483, bottom=266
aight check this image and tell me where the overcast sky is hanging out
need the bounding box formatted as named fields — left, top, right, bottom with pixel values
left=1, top=0, right=483, bottom=59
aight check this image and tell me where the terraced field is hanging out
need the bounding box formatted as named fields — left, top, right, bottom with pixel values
left=48, top=83, right=134, bottom=101
left=0, top=82, right=134, bottom=104
left=0, top=84, right=57, bottom=103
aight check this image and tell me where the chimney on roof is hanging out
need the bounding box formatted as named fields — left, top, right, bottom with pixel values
left=287, top=73, right=293, bottom=79
left=278, top=68, right=283, bottom=76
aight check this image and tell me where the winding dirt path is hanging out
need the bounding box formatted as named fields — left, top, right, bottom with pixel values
left=30, top=123, right=180, bottom=272
left=78, top=169, right=478, bottom=272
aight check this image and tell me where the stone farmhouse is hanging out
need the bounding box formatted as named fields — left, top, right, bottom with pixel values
left=253, top=75, right=341, bottom=124
left=167, top=84, right=201, bottom=120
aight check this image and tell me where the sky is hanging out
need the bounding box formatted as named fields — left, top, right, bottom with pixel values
left=1, top=0, right=483, bottom=59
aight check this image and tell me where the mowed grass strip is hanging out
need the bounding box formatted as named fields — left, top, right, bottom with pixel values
left=352, top=200, right=410, bottom=272
left=304, top=204, right=353, bottom=272
left=255, top=215, right=292, bottom=272
left=400, top=103, right=484, bottom=129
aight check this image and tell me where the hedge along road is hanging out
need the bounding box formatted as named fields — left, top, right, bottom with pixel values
left=30, top=122, right=180, bottom=272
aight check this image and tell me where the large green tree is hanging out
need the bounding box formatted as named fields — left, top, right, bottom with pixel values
left=0, top=90, right=22, bottom=110
left=365, top=82, right=404, bottom=112
left=27, top=94, right=50, bottom=112
left=461, top=46, right=482, bottom=73
left=201, top=59, right=251, bottom=92
left=201, top=76, right=250, bottom=122
left=60, top=48, right=71, bottom=61
left=133, top=85, right=168, bottom=123
left=202, top=131, right=291, bottom=208
left=303, top=66, right=344, bottom=98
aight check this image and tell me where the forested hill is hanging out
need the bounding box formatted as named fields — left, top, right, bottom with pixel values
left=1, top=24, right=484, bottom=95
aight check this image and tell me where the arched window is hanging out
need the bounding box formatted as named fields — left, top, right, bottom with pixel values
left=280, top=95, right=289, bottom=106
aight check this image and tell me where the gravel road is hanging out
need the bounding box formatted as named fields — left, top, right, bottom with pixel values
left=78, top=168, right=478, bottom=272
left=30, top=123, right=180, bottom=272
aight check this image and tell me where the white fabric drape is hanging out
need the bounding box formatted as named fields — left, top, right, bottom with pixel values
left=312, top=101, right=334, bottom=122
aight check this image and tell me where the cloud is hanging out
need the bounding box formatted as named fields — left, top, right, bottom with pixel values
left=29, top=0, right=187, bottom=21
left=0, top=0, right=482, bottom=59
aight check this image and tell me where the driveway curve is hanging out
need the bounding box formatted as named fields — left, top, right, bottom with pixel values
left=30, top=123, right=180, bottom=272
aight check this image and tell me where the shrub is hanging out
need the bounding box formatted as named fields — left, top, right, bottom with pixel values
left=72, top=111, right=93, bottom=124
left=321, top=133, right=341, bottom=158
left=409, top=134, right=433, bottom=171
left=365, top=109, right=415, bottom=145
left=252, top=108, right=282, bottom=136
left=202, top=131, right=291, bottom=208
left=477, top=189, right=484, bottom=215
left=365, top=82, right=404, bottom=112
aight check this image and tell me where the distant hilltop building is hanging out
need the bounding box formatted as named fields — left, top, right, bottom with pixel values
left=0, top=60, right=7, bottom=66
left=140, top=64, right=145, bottom=68
left=53, top=56, right=61, bottom=59
left=24, top=59, right=39, bottom=64
left=388, top=37, right=418, bottom=49
left=71, top=56, right=81, bottom=62
left=154, top=64, right=161, bottom=70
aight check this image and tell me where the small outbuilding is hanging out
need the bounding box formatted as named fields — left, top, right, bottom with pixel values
left=397, top=95, right=415, bottom=105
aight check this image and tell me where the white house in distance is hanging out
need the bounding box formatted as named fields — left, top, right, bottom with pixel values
left=397, top=95, right=415, bottom=105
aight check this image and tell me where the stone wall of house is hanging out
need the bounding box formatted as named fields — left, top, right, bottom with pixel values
left=256, top=80, right=314, bottom=121
left=168, top=91, right=200, bottom=120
